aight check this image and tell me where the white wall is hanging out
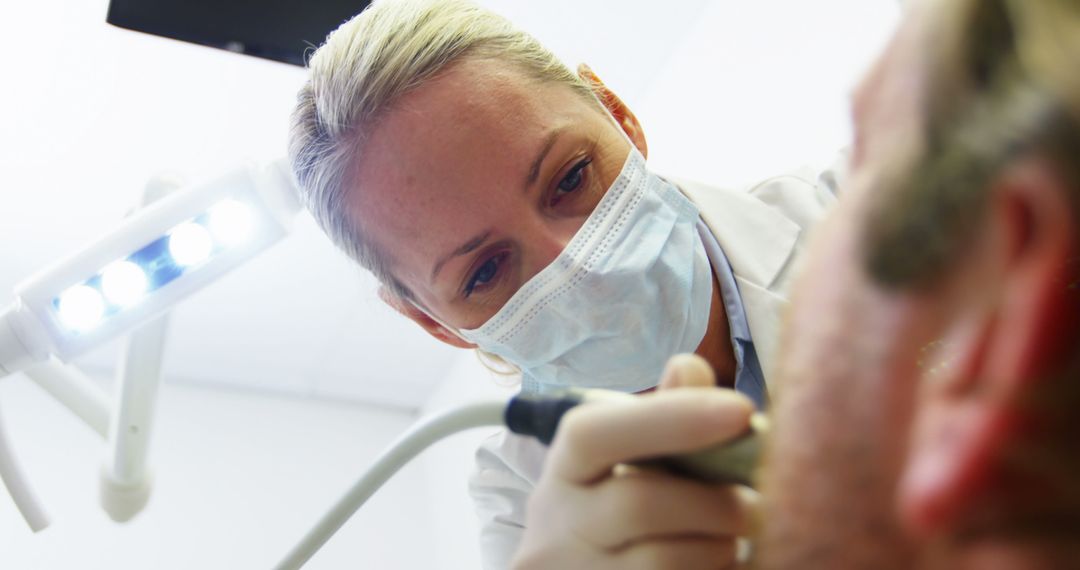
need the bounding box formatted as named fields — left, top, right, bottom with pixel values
left=639, top=0, right=900, bottom=188
left=0, top=375, right=436, bottom=569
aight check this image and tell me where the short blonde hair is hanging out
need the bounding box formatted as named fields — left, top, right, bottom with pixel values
left=289, top=0, right=593, bottom=300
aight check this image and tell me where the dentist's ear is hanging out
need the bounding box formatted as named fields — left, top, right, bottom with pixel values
left=896, top=156, right=1080, bottom=538
left=377, top=286, right=477, bottom=349
left=577, top=63, right=648, bottom=158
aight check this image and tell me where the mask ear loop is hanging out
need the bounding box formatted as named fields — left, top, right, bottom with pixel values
left=408, top=299, right=472, bottom=344
left=410, top=299, right=521, bottom=377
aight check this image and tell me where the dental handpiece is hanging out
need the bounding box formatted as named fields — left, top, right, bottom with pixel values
left=506, top=388, right=767, bottom=487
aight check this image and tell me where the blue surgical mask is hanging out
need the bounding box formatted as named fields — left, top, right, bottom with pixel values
left=440, top=148, right=713, bottom=393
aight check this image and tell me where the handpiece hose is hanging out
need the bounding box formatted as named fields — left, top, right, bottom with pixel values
left=275, top=388, right=765, bottom=568
left=273, top=400, right=505, bottom=570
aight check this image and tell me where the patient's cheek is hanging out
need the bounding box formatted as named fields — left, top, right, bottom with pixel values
left=759, top=210, right=928, bottom=567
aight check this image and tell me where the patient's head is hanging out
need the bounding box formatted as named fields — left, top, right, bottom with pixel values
left=289, top=0, right=645, bottom=346
left=760, top=0, right=1080, bottom=567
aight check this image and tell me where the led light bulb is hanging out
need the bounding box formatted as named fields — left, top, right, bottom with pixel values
left=168, top=222, right=213, bottom=267
left=57, top=285, right=105, bottom=331
left=100, top=261, right=148, bottom=306
left=207, top=199, right=253, bottom=247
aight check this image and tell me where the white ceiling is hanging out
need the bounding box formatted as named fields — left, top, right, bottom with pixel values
left=0, top=0, right=713, bottom=410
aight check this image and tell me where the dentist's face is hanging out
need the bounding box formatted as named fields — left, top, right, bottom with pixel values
left=345, top=57, right=640, bottom=330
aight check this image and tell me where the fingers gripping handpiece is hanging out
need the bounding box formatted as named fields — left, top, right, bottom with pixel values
left=506, top=388, right=767, bottom=487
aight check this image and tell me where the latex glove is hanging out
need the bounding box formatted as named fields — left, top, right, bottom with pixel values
left=511, top=354, right=756, bottom=570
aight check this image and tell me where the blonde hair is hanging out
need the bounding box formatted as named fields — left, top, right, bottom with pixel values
left=289, top=0, right=593, bottom=300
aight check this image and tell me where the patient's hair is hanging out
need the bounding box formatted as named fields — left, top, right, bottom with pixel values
left=862, top=0, right=1080, bottom=535
left=863, top=0, right=1080, bottom=288
left=288, top=0, right=593, bottom=300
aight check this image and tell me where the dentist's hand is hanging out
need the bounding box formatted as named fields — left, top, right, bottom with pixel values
left=510, top=355, right=757, bottom=570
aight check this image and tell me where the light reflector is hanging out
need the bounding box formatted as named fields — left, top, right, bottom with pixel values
left=207, top=199, right=253, bottom=247
left=4, top=159, right=300, bottom=370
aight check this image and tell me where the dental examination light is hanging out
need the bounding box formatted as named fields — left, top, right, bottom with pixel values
left=0, top=160, right=300, bottom=377
left=0, top=160, right=301, bottom=531
left=275, top=389, right=767, bottom=569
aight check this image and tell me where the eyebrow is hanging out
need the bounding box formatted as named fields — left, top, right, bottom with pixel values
left=430, top=230, right=492, bottom=284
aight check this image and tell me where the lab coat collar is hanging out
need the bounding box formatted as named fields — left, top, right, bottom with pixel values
left=666, top=176, right=804, bottom=387
left=669, top=177, right=801, bottom=289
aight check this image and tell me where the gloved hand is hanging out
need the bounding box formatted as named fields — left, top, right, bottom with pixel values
left=510, top=354, right=758, bottom=570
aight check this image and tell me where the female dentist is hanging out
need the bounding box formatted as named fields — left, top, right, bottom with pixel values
left=289, top=0, right=838, bottom=567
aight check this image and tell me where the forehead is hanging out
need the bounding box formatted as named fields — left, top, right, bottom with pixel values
left=346, top=57, right=604, bottom=284
left=363, top=57, right=582, bottom=159
left=851, top=2, right=931, bottom=142
left=845, top=2, right=935, bottom=227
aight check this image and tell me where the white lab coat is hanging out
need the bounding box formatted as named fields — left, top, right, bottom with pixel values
left=469, top=166, right=840, bottom=569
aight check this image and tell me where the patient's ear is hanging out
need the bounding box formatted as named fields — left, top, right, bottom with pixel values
left=897, top=156, right=1079, bottom=537
left=577, top=63, right=648, bottom=158
left=377, top=286, right=476, bottom=349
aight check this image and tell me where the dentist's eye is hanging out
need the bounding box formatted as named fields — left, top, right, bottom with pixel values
left=551, top=158, right=591, bottom=205
left=465, top=255, right=503, bottom=297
